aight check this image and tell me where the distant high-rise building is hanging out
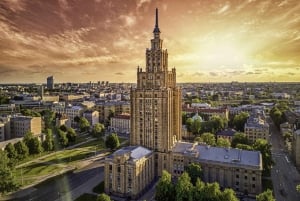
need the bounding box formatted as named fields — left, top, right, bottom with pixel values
left=47, top=76, right=54, bottom=89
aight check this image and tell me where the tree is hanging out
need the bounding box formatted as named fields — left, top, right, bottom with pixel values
left=236, top=143, right=253, bottom=151
left=23, top=131, right=34, bottom=147
left=92, top=123, right=105, bottom=138
left=28, top=137, right=43, bottom=155
left=296, top=184, right=300, bottom=192
left=43, top=129, right=54, bottom=151
left=74, top=116, right=80, bottom=123
left=175, top=172, right=193, bottom=201
left=185, top=163, right=203, bottom=185
left=232, top=112, right=249, bottom=132
left=192, top=178, right=205, bottom=201
left=201, top=132, right=216, bottom=146
left=216, top=138, right=231, bottom=148
left=231, top=132, right=249, bottom=148
left=210, top=115, right=226, bottom=131
left=220, top=188, right=239, bottom=201
left=79, top=117, right=90, bottom=132
left=155, top=170, right=175, bottom=201
left=5, top=143, right=17, bottom=160
left=0, top=150, right=19, bottom=194
left=256, top=189, right=275, bottom=201
left=186, top=118, right=193, bottom=132
left=14, top=141, right=29, bottom=160
left=57, top=129, right=68, bottom=147
left=97, top=193, right=111, bottom=201
left=253, top=139, right=274, bottom=175
left=59, top=125, right=68, bottom=132
left=105, top=133, right=120, bottom=150
left=41, top=110, right=55, bottom=129
left=192, top=119, right=202, bottom=135
left=66, top=127, right=77, bottom=142
left=201, top=182, right=222, bottom=201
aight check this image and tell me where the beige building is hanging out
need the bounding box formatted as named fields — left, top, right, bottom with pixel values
left=94, top=101, right=130, bottom=123
left=10, top=116, right=42, bottom=138
left=130, top=8, right=181, bottom=177
left=105, top=9, right=262, bottom=200
left=104, top=146, right=154, bottom=199
left=110, top=114, right=130, bottom=134
left=244, top=109, right=269, bottom=143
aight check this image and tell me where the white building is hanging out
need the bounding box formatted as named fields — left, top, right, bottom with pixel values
left=83, top=110, right=99, bottom=126
left=110, top=114, right=130, bottom=134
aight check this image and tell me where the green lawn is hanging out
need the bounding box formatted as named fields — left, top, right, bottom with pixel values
left=75, top=193, right=97, bottom=201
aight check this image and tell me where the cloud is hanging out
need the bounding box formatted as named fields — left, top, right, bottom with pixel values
left=119, top=14, right=136, bottom=27
left=209, top=72, right=219, bottom=77
left=115, top=72, right=124, bottom=75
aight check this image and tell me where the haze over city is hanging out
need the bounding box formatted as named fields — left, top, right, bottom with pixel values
left=0, top=0, right=300, bottom=83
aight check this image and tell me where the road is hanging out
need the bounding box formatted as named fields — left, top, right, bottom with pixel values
left=269, top=117, right=300, bottom=201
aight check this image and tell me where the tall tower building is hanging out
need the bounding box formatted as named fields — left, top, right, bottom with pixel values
left=47, top=76, right=54, bottom=89
left=130, top=8, right=182, bottom=176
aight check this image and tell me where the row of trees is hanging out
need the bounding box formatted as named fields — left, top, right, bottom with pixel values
left=185, top=115, right=227, bottom=135
left=156, top=164, right=275, bottom=201
left=156, top=168, right=239, bottom=201
left=1, top=130, right=56, bottom=194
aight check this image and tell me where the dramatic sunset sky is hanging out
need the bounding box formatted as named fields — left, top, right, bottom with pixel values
left=0, top=0, right=299, bottom=83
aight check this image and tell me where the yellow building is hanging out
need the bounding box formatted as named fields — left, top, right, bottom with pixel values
left=244, top=109, right=269, bottom=143
left=104, top=146, right=154, bottom=199
left=130, top=8, right=181, bottom=177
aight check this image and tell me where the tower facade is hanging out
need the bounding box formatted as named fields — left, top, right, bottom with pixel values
left=130, top=8, right=182, bottom=176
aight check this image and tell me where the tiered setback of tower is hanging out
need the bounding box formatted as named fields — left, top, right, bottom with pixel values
left=104, top=9, right=263, bottom=199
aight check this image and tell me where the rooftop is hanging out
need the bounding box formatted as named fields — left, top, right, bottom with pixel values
left=110, top=146, right=152, bottom=161
left=172, top=142, right=262, bottom=169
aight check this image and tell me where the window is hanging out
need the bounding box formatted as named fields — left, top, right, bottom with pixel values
left=236, top=175, right=239, bottom=178
left=252, top=184, right=255, bottom=188
left=252, top=177, right=256, bottom=181
left=244, top=176, right=248, bottom=180
left=236, top=181, right=239, bottom=186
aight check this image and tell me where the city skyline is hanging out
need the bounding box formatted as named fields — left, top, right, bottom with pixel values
left=0, top=0, right=300, bottom=83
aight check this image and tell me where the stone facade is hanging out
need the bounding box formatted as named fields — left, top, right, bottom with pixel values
left=104, top=146, right=154, bottom=199
left=130, top=9, right=181, bottom=177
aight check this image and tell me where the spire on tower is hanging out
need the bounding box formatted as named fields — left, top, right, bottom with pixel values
left=153, top=8, right=160, bottom=33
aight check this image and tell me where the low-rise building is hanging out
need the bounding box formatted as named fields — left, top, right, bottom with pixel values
left=83, top=110, right=99, bottom=126
left=110, top=113, right=130, bottom=134
left=216, top=128, right=237, bottom=142
left=10, top=116, right=42, bottom=138
left=244, top=110, right=269, bottom=143
left=171, top=142, right=263, bottom=195
left=104, top=146, right=155, bottom=199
